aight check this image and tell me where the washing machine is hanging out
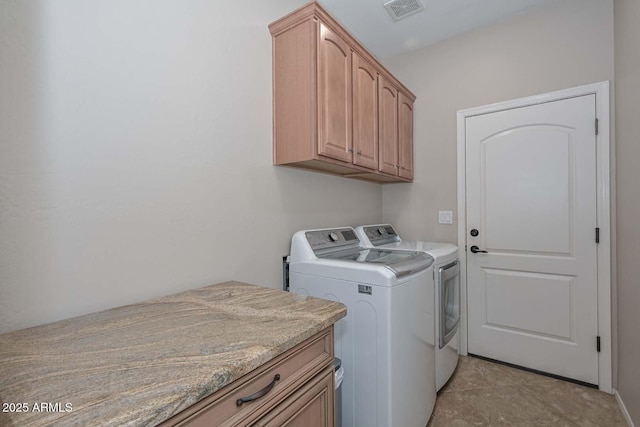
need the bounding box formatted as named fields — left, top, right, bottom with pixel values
left=355, top=224, right=460, bottom=391
left=289, top=227, right=436, bottom=427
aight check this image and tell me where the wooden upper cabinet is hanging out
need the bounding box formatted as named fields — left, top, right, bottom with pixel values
left=398, top=92, right=414, bottom=180
left=318, top=23, right=352, bottom=163
left=269, top=2, right=416, bottom=183
left=352, top=53, right=378, bottom=170
left=378, top=75, right=398, bottom=176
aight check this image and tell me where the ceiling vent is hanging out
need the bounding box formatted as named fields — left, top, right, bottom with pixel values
left=384, top=0, right=425, bottom=21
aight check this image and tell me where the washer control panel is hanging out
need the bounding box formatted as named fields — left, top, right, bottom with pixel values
left=305, top=228, right=360, bottom=251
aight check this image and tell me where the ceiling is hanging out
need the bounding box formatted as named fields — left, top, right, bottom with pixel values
left=318, top=0, right=560, bottom=59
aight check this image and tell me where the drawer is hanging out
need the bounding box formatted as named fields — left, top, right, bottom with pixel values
left=253, top=366, right=335, bottom=427
left=161, top=327, right=333, bottom=427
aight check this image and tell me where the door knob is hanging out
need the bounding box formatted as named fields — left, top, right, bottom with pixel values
left=470, top=229, right=479, bottom=237
left=470, top=245, right=488, bottom=254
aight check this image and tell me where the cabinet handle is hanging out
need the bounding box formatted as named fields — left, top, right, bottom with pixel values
left=236, top=374, right=281, bottom=407
left=357, top=150, right=362, bottom=155
left=348, top=147, right=354, bottom=153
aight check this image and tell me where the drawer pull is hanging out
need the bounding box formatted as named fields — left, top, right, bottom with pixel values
left=236, top=374, right=281, bottom=407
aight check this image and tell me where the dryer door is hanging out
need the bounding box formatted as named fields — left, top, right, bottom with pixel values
left=439, top=260, right=460, bottom=349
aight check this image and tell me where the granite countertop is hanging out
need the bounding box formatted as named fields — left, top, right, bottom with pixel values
left=0, top=281, right=346, bottom=427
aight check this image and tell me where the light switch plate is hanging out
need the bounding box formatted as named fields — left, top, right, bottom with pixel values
left=439, top=210, right=453, bottom=224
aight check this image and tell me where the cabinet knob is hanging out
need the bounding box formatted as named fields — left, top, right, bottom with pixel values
left=357, top=150, right=362, bottom=155
left=348, top=147, right=354, bottom=153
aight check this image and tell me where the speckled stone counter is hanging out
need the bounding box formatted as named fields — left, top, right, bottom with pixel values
left=0, top=281, right=346, bottom=427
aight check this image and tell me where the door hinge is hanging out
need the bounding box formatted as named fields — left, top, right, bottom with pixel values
left=595, top=227, right=600, bottom=244
left=597, top=336, right=601, bottom=352
left=595, top=118, right=599, bottom=136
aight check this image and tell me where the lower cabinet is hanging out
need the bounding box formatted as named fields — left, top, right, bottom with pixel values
left=159, top=327, right=335, bottom=427
left=253, top=367, right=334, bottom=427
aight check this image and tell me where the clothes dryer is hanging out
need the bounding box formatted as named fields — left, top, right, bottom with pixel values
left=289, top=227, right=436, bottom=427
left=355, top=224, right=460, bottom=391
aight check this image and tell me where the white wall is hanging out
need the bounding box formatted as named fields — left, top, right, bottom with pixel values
left=0, top=0, right=382, bottom=333
left=614, top=0, right=640, bottom=423
left=380, top=0, right=619, bottom=391
left=381, top=0, right=614, bottom=244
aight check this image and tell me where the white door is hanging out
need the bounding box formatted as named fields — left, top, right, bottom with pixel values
left=466, top=95, right=599, bottom=385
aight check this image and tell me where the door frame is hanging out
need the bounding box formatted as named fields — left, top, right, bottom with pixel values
left=456, top=81, right=612, bottom=393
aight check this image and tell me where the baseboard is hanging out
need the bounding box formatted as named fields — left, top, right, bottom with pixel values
left=615, top=389, right=635, bottom=427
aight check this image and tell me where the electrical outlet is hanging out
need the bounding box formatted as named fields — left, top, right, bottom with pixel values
left=438, top=210, right=453, bottom=225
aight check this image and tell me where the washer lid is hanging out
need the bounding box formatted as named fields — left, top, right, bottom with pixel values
left=317, top=247, right=434, bottom=277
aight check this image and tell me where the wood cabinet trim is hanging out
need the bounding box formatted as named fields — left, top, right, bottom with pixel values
left=272, top=18, right=317, bottom=165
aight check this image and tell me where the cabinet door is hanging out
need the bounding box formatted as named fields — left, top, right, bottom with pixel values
left=352, top=53, right=378, bottom=170
left=254, top=368, right=334, bottom=427
left=378, top=75, right=398, bottom=175
left=317, top=23, right=352, bottom=164
left=398, top=92, right=414, bottom=180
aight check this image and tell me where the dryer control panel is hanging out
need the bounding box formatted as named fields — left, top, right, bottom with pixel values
left=305, top=228, right=360, bottom=252
left=364, top=224, right=400, bottom=246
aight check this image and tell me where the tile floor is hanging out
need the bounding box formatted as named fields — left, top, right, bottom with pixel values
left=427, top=356, right=627, bottom=427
